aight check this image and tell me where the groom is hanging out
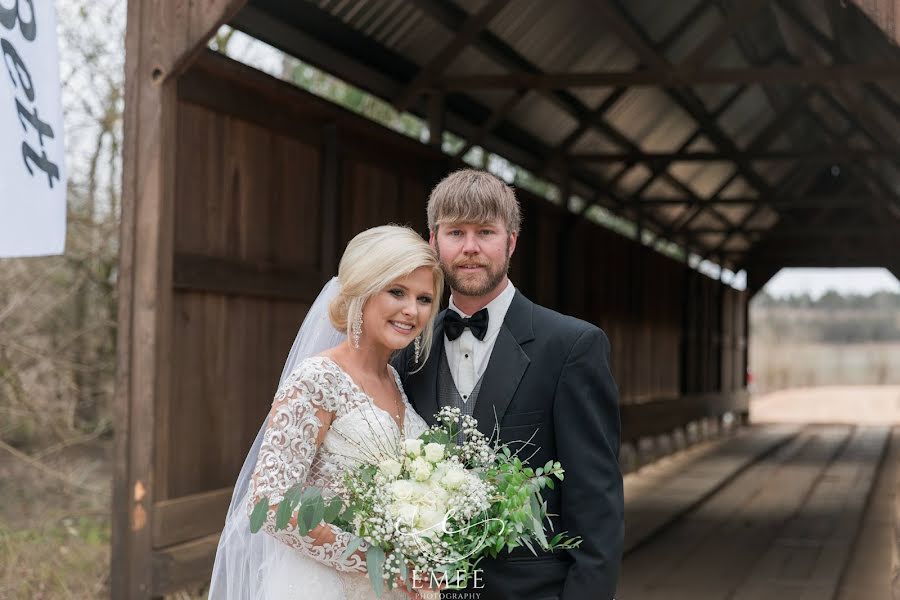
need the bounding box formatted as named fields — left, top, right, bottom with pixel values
left=395, top=169, right=624, bottom=600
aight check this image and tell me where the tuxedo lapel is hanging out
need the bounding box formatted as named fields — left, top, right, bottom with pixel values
left=473, top=291, right=535, bottom=437
left=405, top=310, right=444, bottom=427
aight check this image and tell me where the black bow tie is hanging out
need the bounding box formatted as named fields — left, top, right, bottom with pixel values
left=444, top=308, right=489, bottom=341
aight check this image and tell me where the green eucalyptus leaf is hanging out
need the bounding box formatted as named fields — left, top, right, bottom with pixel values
left=324, top=497, right=343, bottom=523
left=366, top=545, right=386, bottom=597
left=339, top=505, right=356, bottom=524
left=249, top=498, right=269, bottom=533
left=521, top=536, right=536, bottom=555
left=341, top=536, right=364, bottom=560
left=299, top=494, right=326, bottom=534
left=300, top=486, right=321, bottom=504
left=399, top=558, right=409, bottom=589
left=525, top=494, right=549, bottom=548
left=430, top=429, right=451, bottom=445
left=275, top=499, right=295, bottom=530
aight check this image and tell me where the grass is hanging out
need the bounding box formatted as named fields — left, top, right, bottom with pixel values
left=749, top=341, right=900, bottom=391
left=0, top=513, right=110, bottom=598
left=0, top=438, right=212, bottom=599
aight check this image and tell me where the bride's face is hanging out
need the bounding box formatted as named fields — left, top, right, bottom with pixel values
left=361, top=266, right=436, bottom=351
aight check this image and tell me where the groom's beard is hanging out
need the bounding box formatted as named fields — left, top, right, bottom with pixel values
left=438, top=239, right=511, bottom=297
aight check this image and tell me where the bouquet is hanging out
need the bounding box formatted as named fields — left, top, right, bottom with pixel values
left=250, top=407, right=580, bottom=597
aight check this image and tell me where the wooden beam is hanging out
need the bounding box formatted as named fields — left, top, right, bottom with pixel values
left=699, top=163, right=821, bottom=260
left=611, top=86, right=746, bottom=195
left=777, top=0, right=900, bottom=126
left=743, top=254, right=889, bottom=267
left=454, top=90, right=528, bottom=159
left=636, top=195, right=874, bottom=208
left=813, top=91, right=900, bottom=219
left=320, top=123, right=340, bottom=276
left=656, top=172, right=741, bottom=248
left=577, top=1, right=716, bottom=176
left=547, top=87, right=629, bottom=165
left=690, top=225, right=895, bottom=236
left=409, top=0, right=692, bottom=250
left=173, top=254, right=327, bottom=302
left=595, top=1, right=783, bottom=244
left=572, top=146, right=893, bottom=163
left=746, top=263, right=783, bottom=296
left=745, top=87, right=816, bottom=153
left=680, top=0, right=773, bottom=68
left=152, top=488, right=233, bottom=548
left=436, top=63, right=900, bottom=89
left=395, top=0, right=509, bottom=111
left=151, top=533, right=220, bottom=597
left=620, top=390, right=750, bottom=443
left=427, top=91, right=445, bottom=150
left=559, top=18, right=750, bottom=240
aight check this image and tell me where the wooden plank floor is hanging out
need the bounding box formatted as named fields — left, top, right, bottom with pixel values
left=835, top=427, right=900, bottom=600
left=618, top=424, right=892, bottom=600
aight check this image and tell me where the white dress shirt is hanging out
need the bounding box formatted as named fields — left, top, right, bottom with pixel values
left=444, top=280, right=517, bottom=403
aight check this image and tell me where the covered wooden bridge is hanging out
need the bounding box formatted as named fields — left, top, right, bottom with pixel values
left=114, top=0, right=900, bottom=597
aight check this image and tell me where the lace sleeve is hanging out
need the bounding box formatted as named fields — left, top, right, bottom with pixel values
left=247, top=359, right=368, bottom=573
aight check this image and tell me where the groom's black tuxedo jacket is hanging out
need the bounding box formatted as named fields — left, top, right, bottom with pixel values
left=394, top=290, right=624, bottom=600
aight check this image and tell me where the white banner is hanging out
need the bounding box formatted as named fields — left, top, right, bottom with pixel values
left=0, top=1, right=66, bottom=258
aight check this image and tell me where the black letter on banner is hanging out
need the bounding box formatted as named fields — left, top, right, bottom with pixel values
left=0, top=1, right=37, bottom=42
left=16, top=99, right=53, bottom=145
left=1, top=38, right=35, bottom=101
left=22, top=141, right=60, bottom=189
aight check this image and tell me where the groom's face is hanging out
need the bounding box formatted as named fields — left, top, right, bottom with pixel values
left=430, top=220, right=517, bottom=298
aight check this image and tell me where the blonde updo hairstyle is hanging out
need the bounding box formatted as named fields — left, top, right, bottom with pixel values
left=329, top=225, right=443, bottom=368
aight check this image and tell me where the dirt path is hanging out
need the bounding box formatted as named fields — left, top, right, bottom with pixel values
left=751, top=385, right=900, bottom=425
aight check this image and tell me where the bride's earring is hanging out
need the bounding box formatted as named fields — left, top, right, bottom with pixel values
left=351, top=308, right=363, bottom=349
left=414, top=335, right=421, bottom=364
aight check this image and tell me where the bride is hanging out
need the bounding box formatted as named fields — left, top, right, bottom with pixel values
left=209, top=225, right=444, bottom=600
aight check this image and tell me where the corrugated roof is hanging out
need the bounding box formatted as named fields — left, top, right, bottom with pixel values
left=232, top=0, right=900, bottom=273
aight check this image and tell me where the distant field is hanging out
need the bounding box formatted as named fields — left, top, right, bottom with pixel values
left=749, top=341, right=900, bottom=391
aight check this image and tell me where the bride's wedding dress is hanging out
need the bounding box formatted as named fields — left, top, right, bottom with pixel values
left=242, top=355, right=429, bottom=600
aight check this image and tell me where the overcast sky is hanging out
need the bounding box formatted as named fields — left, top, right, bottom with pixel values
left=762, top=268, right=900, bottom=298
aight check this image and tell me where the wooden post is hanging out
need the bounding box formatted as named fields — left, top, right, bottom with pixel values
left=114, top=2, right=249, bottom=598
left=320, top=123, right=340, bottom=276
left=427, top=91, right=445, bottom=151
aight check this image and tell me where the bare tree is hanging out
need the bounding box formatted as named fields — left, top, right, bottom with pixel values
left=0, top=0, right=124, bottom=448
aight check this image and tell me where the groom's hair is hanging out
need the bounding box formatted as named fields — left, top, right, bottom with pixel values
left=427, top=169, right=521, bottom=235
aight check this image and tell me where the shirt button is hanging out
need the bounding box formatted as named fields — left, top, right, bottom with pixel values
left=463, top=395, right=468, bottom=399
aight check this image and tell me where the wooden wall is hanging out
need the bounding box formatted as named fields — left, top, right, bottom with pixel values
left=118, top=49, right=749, bottom=596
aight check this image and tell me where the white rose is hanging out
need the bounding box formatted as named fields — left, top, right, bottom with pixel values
left=423, top=442, right=445, bottom=463
left=389, top=479, right=415, bottom=501
left=377, top=458, right=402, bottom=480
left=426, top=481, right=450, bottom=505
left=403, top=438, right=424, bottom=457
left=410, top=457, right=432, bottom=482
left=416, top=506, right=446, bottom=537
left=430, top=463, right=447, bottom=483
left=442, top=466, right=467, bottom=490
left=391, top=502, right=419, bottom=527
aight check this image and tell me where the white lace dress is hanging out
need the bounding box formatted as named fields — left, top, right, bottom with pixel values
left=247, top=356, right=429, bottom=600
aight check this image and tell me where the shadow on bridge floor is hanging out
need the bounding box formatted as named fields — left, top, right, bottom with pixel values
left=618, top=418, right=897, bottom=600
